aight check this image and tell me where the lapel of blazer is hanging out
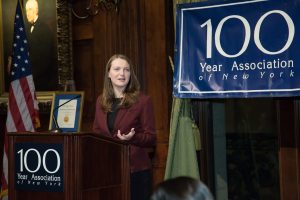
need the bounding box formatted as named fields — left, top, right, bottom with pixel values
left=101, top=112, right=110, bottom=134
left=114, top=108, right=128, bottom=130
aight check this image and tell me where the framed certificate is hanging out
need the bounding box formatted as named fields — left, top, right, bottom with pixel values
left=49, top=91, right=84, bottom=133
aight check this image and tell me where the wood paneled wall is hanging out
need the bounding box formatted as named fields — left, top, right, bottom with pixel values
left=72, top=0, right=173, bottom=186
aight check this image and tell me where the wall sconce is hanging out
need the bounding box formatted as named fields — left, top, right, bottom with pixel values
left=72, top=0, right=121, bottom=19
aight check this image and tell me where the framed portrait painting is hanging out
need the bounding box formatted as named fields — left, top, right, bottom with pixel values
left=0, top=0, right=73, bottom=101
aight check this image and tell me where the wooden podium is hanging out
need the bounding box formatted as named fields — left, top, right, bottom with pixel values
left=8, top=132, right=130, bottom=200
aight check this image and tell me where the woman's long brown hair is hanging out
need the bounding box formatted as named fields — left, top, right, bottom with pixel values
left=100, top=54, right=140, bottom=112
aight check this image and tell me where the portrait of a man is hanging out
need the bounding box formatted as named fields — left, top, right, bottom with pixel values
left=1, top=0, right=58, bottom=92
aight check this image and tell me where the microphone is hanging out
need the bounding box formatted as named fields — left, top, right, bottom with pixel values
left=51, top=94, right=81, bottom=133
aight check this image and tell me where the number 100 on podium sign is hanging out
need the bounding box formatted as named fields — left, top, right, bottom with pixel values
left=14, top=143, right=64, bottom=192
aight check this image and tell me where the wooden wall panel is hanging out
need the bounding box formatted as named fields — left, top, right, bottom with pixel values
left=72, top=0, right=173, bottom=187
left=73, top=39, right=95, bottom=131
left=143, top=0, right=170, bottom=183
left=278, top=100, right=300, bottom=200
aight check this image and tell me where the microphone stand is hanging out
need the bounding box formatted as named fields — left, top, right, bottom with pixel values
left=51, top=95, right=81, bottom=133
left=51, top=115, right=62, bottom=133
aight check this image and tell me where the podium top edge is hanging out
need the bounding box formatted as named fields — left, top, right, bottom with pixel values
left=7, top=132, right=128, bottom=145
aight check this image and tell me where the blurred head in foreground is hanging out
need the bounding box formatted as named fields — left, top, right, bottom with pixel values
left=150, top=176, right=214, bottom=200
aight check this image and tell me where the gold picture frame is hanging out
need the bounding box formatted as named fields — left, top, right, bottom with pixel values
left=0, top=0, right=73, bottom=103
left=49, top=91, right=84, bottom=133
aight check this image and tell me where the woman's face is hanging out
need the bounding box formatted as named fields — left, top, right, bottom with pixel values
left=108, top=58, right=131, bottom=91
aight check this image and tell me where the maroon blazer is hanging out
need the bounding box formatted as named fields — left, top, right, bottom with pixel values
left=93, top=93, right=156, bottom=173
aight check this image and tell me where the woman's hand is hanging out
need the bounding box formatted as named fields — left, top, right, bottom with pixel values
left=117, top=128, right=135, bottom=140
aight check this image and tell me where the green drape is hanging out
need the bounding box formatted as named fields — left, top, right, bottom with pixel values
left=164, top=98, right=200, bottom=179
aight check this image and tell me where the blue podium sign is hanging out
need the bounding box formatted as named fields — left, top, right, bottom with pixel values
left=174, top=0, right=300, bottom=98
left=15, top=143, right=64, bottom=192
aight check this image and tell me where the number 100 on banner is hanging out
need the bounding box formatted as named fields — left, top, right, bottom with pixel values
left=174, top=0, right=300, bottom=98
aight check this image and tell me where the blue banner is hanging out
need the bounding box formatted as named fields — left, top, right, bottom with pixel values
left=174, top=0, right=300, bottom=98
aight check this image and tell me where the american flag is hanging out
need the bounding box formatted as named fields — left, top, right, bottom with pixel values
left=1, top=1, right=40, bottom=199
